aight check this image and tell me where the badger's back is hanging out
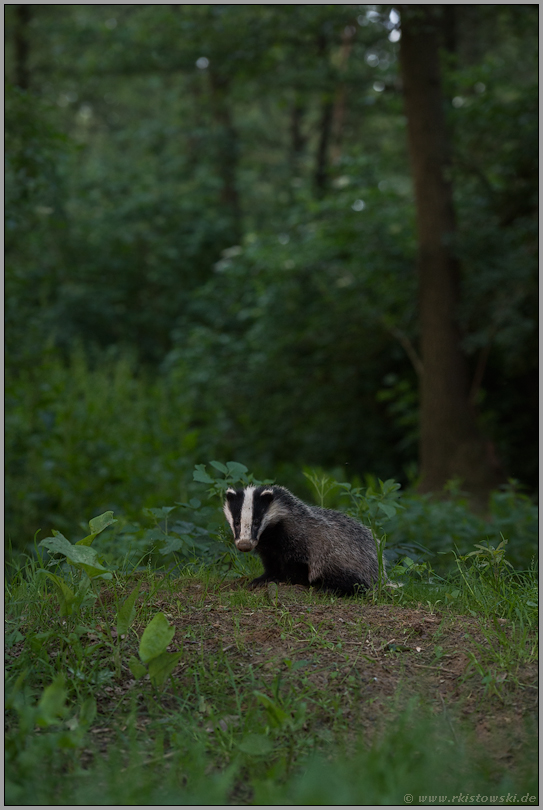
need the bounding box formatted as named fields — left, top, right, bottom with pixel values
left=224, top=485, right=382, bottom=595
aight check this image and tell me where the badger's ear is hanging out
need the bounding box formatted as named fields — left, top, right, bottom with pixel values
left=225, top=488, right=237, bottom=500
left=260, top=489, right=274, bottom=502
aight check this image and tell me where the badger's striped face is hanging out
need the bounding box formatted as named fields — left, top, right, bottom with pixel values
left=223, top=486, right=275, bottom=552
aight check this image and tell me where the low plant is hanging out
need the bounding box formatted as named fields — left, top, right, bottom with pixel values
left=18, top=510, right=184, bottom=690
left=5, top=673, right=96, bottom=805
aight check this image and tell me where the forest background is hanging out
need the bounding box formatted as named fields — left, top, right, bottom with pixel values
left=5, top=4, right=538, bottom=563
left=4, top=4, right=539, bottom=805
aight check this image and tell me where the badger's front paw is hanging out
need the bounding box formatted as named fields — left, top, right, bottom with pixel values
left=248, top=574, right=273, bottom=589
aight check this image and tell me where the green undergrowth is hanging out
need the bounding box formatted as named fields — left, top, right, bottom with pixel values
left=5, top=685, right=538, bottom=805
left=5, top=556, right=538, bottom=804
left=4, top=464, right=538, bottom=805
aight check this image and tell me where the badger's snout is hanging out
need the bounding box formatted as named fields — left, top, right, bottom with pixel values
left=235, top=538, right=257, bottom=552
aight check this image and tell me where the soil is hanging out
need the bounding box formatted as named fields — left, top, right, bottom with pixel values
left=133, top=577, right=538, bottom=743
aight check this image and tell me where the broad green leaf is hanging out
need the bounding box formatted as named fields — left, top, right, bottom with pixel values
left=158, top=536, right=185, bottom=555
left=116, top=584, right=141, bottom=636
left=383, top=479, right=401, bottom=493
left=76, top=532, right=99, bottom=547
left=148, top=651, right=183, bottom=687
left=139, top=612, right=175, bottom=663
left=210, top=460, right=229, bottom=474
left=170, top=520, right=196, bottom=534
left=40, top=535, right=98, bottom=565
left=39, top=543, right=110, bottom=581
left=88, top=511, right=117, bottom=536
left=237, top=734, right=274, bottom=756
left=143, top=506, right=176, bottom=520
left=76, top=562, right=113, bottom=580
left=39, top=533, right=72, bottom=556
left=143, top=528, right=167, bottom=542
left=189, top=498, right=201, bottom=508
left=193, top=465, right=214, bottom=484
left=377, top=502, right=397, bottom=519
left=36, top=677, right=67, bottom=727
left=226, top=461, right=248, bottom=476
left=128, top=655, right=147, bottom=680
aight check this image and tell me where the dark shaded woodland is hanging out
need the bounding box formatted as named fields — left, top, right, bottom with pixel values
left=5, top=5, right=538, bottom=545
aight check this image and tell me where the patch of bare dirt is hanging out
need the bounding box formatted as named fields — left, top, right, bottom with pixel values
left=24, top=576, right=534, bottom=758
left=141, top=578, right=538, bottom=738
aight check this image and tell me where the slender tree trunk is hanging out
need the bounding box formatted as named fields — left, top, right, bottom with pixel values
left=399, top=5, right=503, bottom=502
left=209, top=71, right=242, bottom=242
left=314, top=96, right=333, bottom=197
left=289, top=93, right=306, bottom=178
left=313, top=32, right=333, bottom=198
left=330, top=23, right=356, bottom=166
left=14, top=4, right=32, bottom=90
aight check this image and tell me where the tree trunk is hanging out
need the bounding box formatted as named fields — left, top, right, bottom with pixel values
left=399, top=5, right=503, bottom=503
left=314, top=96, right=333, bottom=197
left=209, top=71, right=242, bottom=243
left=289, top=93, right=306, bottom=179
left=330, top=22, right=356, bottom=166
left=313, top=32, right=333, bottom=198
left=14, top=4, right=32, bottom=90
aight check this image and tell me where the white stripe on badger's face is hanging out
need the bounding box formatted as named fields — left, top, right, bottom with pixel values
left=223, top=489, right=236, bottom=534
left=239, top=486, right=256, bottom=543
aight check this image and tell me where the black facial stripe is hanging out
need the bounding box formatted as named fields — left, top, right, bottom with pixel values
left=226, top=491, right=244, bottom=526
left=252, top=491, right=273, bottom=526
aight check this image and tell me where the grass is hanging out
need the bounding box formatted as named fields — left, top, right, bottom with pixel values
left=5, top=539, right=538, bottom=806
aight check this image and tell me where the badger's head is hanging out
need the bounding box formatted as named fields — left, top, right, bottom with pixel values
left=223, top=485, right=281, bottom=552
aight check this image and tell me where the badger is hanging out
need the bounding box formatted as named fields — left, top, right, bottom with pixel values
left=223, top=485, right=383, bottom=595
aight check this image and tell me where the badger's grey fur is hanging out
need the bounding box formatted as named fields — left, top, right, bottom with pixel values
left=223, top=485, right=382, bottom=595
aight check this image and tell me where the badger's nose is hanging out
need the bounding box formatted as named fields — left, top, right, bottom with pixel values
left=235, top=539, right=255, bottom=552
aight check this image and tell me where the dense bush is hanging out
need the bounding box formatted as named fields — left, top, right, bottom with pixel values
left=5, top=347, right=198, bottom=549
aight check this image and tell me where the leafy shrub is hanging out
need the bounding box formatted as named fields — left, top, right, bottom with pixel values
left=5, top=346, right=198, bottom=554
left=382, top=481, right=538, bottom=571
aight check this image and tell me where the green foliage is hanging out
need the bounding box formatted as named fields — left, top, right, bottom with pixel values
left=4, top=485, right=538, bottom=805
left=4, top=4, right=538, bottom=528
left=116, top=583, right=141, bottom=635
left=5, top=673, right=97, bottom=805
left=303, top=469, right=339, bottom=508
left=337, top=476, right=404, bottom=538
left=14, top=510, right=184, bottom=690
left=166, top=186, right=418, bottom=480
left=193, top=460, right=274, bottom=500
left=5, top=347, right=198, bottom=554
left=39, top=510, right=115, bottom=583
left=130, top=612, right=183, bottom=688
left=255, top=702, right=537, bottom=805
left=383, top=481, right=538, bottom=571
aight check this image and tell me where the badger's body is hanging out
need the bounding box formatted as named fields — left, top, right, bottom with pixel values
left=223, top=485, right=382, bottom=595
